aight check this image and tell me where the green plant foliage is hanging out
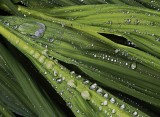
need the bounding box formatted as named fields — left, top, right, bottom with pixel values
left=0, top=0, right=160, bottom=117
left=10, top=4, right=160, bottom=107
left=0, top=43, right=66, bottom=116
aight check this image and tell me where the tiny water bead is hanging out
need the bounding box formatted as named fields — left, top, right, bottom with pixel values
left=17, top=21, right=46, bottom=38
left=83, top=80, right=89, bottom=84
left=103, top=100, right=108, bottom=106
left=66, top=102, right=72, bottom=108
left=110, top=98, right=116, bottom=104
left=96, top=88, right=103, bottom=94
left=103, top=93, right=109, bottom=99
left=120, top=104, right=125, bottom=110
left=56, top=78, right=62, bottom=84
left=90, top=83, right=97, bottom=90
left=131, top=62, right=137, bottom=70
left=133, top=111, right=138, bottom=116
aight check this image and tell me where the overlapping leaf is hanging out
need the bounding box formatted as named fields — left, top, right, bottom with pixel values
left=10, top=4, right=160, bottom=108
left=0, top=43, right=66, bottom=116
left=0, top=16, right=151, bottom=116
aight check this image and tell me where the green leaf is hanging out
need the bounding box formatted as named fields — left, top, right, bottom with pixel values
left=0, top=43, right=66, bottom=116
left=0, top=101, right=15, bottom=117
left=12, top=4, right=160, bottom=108
left=0, top=14, right=151, bottom=116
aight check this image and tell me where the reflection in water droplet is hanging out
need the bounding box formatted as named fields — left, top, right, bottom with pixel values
left=97, top=88, right=103, bottom=93
left=103, top=93, right=109, bottom=99
left=131, top=62, right=137, bottom=69
left=90, top=83, right=97, bottom=90
left=83, top=80, right=89, bottom=84
left=133, top=111, right=138, bottom=116
left=103, top=100, right=108, bottom=106
left=56, top=78, right=62, bottom=83
left=18, top=21, right=45, bottom=38
left=111, top=109, right=116, bottom=114
left=120, top=104, right=125, bottom=110
left=67, top=102, right=72, bottom=108
left=110, top=98, right=116, bottom=104
left=81, top=91, right=91, bottom=100
left=48, top=38, right=54, bottom=42
left=76, top=75, right=81, bottom=79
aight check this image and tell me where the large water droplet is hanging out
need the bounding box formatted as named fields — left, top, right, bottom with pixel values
left=18, top=21, right=45, bottom=38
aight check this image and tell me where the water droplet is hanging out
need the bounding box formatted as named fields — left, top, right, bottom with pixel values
left=126, top=19, right=131, bottom=24
left=120, top=104, right=125, bottom=110
left=132, top=111, right=138, bottom=116
left=134, top=19, right=140, bottom=25
left=56, top=78, right=62, bottom=83
left=18, top=22, right=45, bottom=38
left=90, top=83, right=97, bottom=90
left=54, top=70, right=58, bottom=76
left=48, top=38, right=54, bottom=42
left=103, top=93, right=109, bottom=99
left=131, top=62, right=137, bottom=69
left=99, top=106, right=102, bottom=111
left=70, top=71, right=75, bottom=76
left=83, top=80, right=89, bottom=84
left=96, top=88, right=103, bottom=93
left=4, top=22, right=9, bottom=26
left=77, top=110, right=80, bottom=113
left=115, top=49, right=120, bottom=53
left=66, top=102, right=72, bottom=108
left=76, top=75, right=81, bottom=79
left=103, top=100, right=108, bottom=106
left=81, top=91, right=91, bottom=100
left=45, top=61, right=53, bottom=69
left=111, top=109, right=116, bottom=114
left=110, top=98, right=116, bottom=104
left=67, top=80, right=76, bottom=88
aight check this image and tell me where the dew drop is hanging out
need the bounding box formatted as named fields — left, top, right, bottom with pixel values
left=96, top=88, right=103, bottom=93
left=77, top=110, right=80, bottom=113
left=81, top=91, right=91, bottom=100
left=54, top=70, right=58, bottom=76
left=18, top=21, right=46, bottom=38
left=76, top=75, right=81, bottom=79
left=110, top=98, right=116, bottom=104
left=132, top=111, right=138, bottom=116
left=111, top=109, right=116, bottom=114
left=120, top=104, right=125, bottom=110
left=90, top=83, right=97, bottom=90
left=56, top=78, right=62, bottom=84
left=67, top=80, right=76, bottom=88
left=103, top=100, right=108, bottom=106
left=99, top=106, right=102, bottom=111
left=66, top=102, right=72, bottom=108
left=103, top=93, right=109, bottom=99
left=83, top=80, right=89, bottom=84
left=115, top=49, right=120, bottom=53
left=131, top=62, right=137, bottom=69
left=48, top=38, right=54, bottom=42
left=4, top=22, right=9, bottom=26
